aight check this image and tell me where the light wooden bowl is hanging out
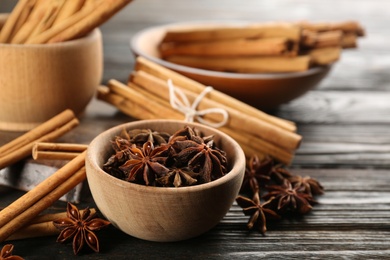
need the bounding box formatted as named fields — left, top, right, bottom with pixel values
left=85, top=119, right=245, bottom=242
left=130, top=21, right=332, bottom=110
left=0, top=14, right=103, bottom=131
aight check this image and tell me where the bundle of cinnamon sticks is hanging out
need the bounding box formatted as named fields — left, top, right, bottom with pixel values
left=97, top=57, right=301, bottom=165
left=0, top=0, right=133, bottom=44
left=158, top=20, right=364, bottom=73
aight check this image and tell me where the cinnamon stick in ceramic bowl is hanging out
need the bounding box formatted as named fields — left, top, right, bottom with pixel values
left=159, top=37, right=298, bottom=58
left=162, top=23, right=301, bottom=43
left=165, top=55, right=311, bottom=73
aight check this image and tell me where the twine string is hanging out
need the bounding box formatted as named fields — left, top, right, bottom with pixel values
left=168, top=79, right=228, bottom=128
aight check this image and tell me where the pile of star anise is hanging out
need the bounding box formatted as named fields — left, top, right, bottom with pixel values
left=236, top=155, right=324, bottom=234
left=103, top=126, right=228, bottom=187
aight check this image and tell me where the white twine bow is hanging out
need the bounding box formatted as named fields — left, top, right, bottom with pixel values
left=168, top=79, right=229, bottom=128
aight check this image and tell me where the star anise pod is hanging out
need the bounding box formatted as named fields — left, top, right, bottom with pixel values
left=103, top=137, right=133, bottom=179
left=111, top=135, right=132, bottom=152
left=288, top=175, right=324, bottom=196
left=156, top=167, right=199, bottom=187
left=269, top=164, right=293, bottom=184
left=129, top=129, right=170, bottom=147
left=0, top=244, right=23, bottom=260
left=241, top=155, right=274, bottom=194
left=236, top=191, right=280, bottom=234
left=119, top=141, right=170, bottom=185
left=169, top=126, right=201, bottom=143
left=53, top=203, right=110, bottom=255
left=263, top=179, right=315, bottom=215
left=173, top=137, right=227, bottom=183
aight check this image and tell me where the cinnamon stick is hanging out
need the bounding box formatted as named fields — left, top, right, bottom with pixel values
left=0, top=109, right=76, bottom=156
left=301, top=29, right=343, bottom=49
left=10, top=0, right=48, bottom=44
left=25, top=0, right=65, bottom=42
left=0, top=110, right=79, bottom=170
left=159, top=37, right=298, bottom=58
left=162, top=23, right=301, bottom=43
left=297, top=20, right=365, bottom=36
left=97, top=86, right=163, bottom=120
left=32, top=142, right=88, bottom=160
left=309, top=47, right=341, bottom=65
left=47, top=0, right=132, bottom=43
left=165, top=55, right=311, bottom=73
left=221, top=126, right=294, bottom=164
left=6, top=208, right=96, bottom=241
left=8, top=0, right=37, bottom=40
left=341, top=32, right=358, bottom=48
left=0, top=0, right=30, bottom=43
left=51, top=0, right=86, bottom=26
left=29, top=208, right=96, bottom=225
left=134, top=56, right=296, bottom=132
left=0, top=151, right=86, bottom=229
left=0, top=118, right=79, bottom=169
left=5, top=221, right=59, bottom=241
left=25, top=0, right=104, bottom=44
left=0, top=166, right=86, bottom=242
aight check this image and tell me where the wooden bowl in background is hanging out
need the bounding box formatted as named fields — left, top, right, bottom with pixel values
left=130, top=21, right=332, bottom=111
left=0, top=14, right=103, bottom=131
left=85, top=119, right=245, bottom=242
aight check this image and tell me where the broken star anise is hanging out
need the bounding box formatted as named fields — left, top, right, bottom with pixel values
left=236, top=191, right=280, bottom=234
left=53, top=203, right=111, bottom=255
left=0, top=244, right=23, bottom=260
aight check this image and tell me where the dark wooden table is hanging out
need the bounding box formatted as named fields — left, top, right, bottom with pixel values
left=1, top=0, right=390, bottom=259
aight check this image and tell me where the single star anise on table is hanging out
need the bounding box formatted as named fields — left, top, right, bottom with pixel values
left=288, top=175, right=324, bottom=196
left=236, top=191, right=280, bottom=234
left=53, top=203, right=110, bottom=255
left=263, top=179, right=316, bottom=215
left=0, top=244, right=23, bottom=260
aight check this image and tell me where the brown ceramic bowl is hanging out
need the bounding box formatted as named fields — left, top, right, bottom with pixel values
left=0, top=14, right=103, bottom=131
left=130, top=21, right=332, bottom=110
left=85, top=119, right=246, bottom=242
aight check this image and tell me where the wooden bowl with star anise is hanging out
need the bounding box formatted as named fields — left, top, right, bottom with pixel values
left=85, top=119, right=245, bottom=242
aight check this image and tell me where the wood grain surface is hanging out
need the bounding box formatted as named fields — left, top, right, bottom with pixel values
left=1, top=0, right=389, bottom=259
